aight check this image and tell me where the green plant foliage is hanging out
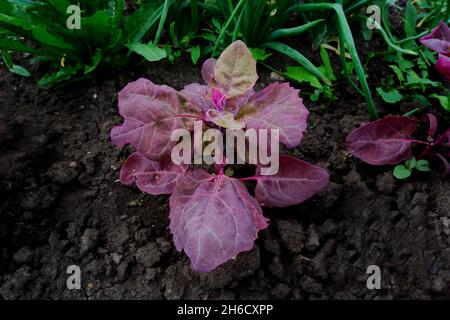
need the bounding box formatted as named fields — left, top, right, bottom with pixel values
left=430, top=94, right=450, bottom=112
left=368, top=1, right=450, bottom=114
left=248, top=48, right=272, bottom=61
left=0, top=0, right=167, bottom=87
left=393, top=157, right=431, bottom=180
left=376, top=87, right=403, bottom=103
left=2, top=0, right=450, bottom=121
left=393, top=164, right=412, bottom=179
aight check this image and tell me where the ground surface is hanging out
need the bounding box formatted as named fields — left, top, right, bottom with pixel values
left=1, top=46, right=450, bottom=300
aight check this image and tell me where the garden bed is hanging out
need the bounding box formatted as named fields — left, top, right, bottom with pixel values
left=1, top=45, right=449, bottom=299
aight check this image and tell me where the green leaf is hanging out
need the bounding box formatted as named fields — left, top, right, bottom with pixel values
left=211, top=17, right=221, bottom=31
left=0, top=12, right=32, bottom=30
left=412, top=94, right=431, bottom=107
left=393, top=165, right=412, bottom=179
left=112, top=0, right=125, bottom=28
left=168, top=21, right=179, bottom=47
left=404, top=1, right=417, bottom=38
left=429, top=94, right=450, bottom=112
left=284, top=66, right=322, bottom=89
left=405, top=70, right=441, bottom=88
left=360, top=18, right=372, bottom=41
left=37, top=66, right=80, bottom=88
left=399, top=59, right=414, bottom=70
left=10, top=64, right=30, bottom=77
left=310, top=85, right=336, bottom=102
left=248, top=48, right=272, bottom=61
left=154, top=0, right=171, bottom=45
left=77, top=10, right=112, bottom=49
left=0, top=0, right=14, bottom=14
left=376, top=87, right=403, bottom=103
left=422, top=49, right=436, bottom=64
left=85, top=49, right=102, bottom=74
left=0, top=39, right=40, bottom=54
left=0, top=49, right=30, bottom=77
left=48, top=0, right=71, bottom=14
left=416, top=160, right=431, bottom=172
left=389, top=65, right=404, bottom=83
left=125, top=3, right=162, bottom=44
left=405, top=157, right=416, bottom=170
left=126, top=42, right=166, bottom=62
left=31, top=27, right=76, bottom=52
left=319, top=46, right=336, bottom=81
left=190, top=45, right=200, bottom=65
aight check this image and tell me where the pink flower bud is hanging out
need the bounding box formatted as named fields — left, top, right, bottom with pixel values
left=211, top=88, right=227, bottom=112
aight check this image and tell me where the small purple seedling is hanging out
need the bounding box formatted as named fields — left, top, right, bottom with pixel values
left=346, top=115, right=450, bottom=176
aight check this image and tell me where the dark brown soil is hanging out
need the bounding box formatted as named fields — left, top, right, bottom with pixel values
left=1, top=47, right=450, bottom=300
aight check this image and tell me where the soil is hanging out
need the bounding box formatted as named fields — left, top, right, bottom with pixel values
left=1, top=41, right=450, bottom=300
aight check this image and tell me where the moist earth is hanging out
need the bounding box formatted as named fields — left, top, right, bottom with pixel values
left=1, top=50, right=450, bottom=300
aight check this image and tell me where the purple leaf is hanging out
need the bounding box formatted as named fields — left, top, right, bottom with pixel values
left=236, top=82, right=309, bottom=148
left=202, top=58, right=216, bottom=84
left=225, top=88, right=255, bottom=114
left=423, top=113, right=438, bottom=138
left=120, top=152, right=186, bottom=195
left=180, top=83, right=211, bottom=113
left=435, top=54, right=450, bottom=81
left=254, top=155, right=329, bottom=207
left=433, top=153, right=450, bottom=176
left=205, top=109, right=245, bottom=129
left=213, top=40, right=258, bottom=98
left=168, top=169, right=213, bottom=233
left=170, top=173, right=268, bottom=272
left=346, top=116, right=418, bottom=165
left=420, top=22, right=450, bottom=56
left=111, top=78, right=201, bottom=159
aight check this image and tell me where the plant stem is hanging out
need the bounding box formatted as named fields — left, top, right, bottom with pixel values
left=407, top=139, right=431, bottom=145
left=417, top=129, right=450, bottom=160
left=434, top=129, right=450, bottom=146
left=239, top=176, right=258, bottom=181
left=403, top=108, right=421, bottom=117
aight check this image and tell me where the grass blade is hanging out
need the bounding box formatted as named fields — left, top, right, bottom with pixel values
left=262, top=41, right=331, bottom=85
left=289, top=3, right=378, bottom=119
left=212, top=0, right=246, bottom=57
left=266, top=19, right=324, bottom=42
left=154, top=0, right=171, bottom=45
left=131, top=4, right=163, bottom=44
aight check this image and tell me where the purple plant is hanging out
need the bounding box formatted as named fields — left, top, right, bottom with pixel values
left=346, top=115, right=450, bottom=175
left=420, top=21, right=450, bottom=81
left=111, top=41, right=329, bottom=272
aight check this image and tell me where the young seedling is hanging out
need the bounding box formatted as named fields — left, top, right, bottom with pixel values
left=111, top=41, right=329, bottom=272
left=393, top=157, right=431, bottom=180
left=346, top=114, right=450, bottom=177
